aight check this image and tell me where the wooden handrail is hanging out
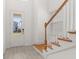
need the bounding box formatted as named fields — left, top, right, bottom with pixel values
left=44, top=0, right=68, bottom=46
left=45, top=0, right=68, bottom=27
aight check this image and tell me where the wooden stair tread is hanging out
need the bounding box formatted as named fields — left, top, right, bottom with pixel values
left=68, top=31, right=76, bottom=34
left=34, top=44, right=52, bottom=52
left=51, top=42, right=61, bottom=47
left=58, top=37, right=72, bottom=42
left=34, top=44, right=46, bottom=52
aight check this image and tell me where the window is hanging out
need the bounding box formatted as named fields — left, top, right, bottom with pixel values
left=13, top=14, right=22, bottom=33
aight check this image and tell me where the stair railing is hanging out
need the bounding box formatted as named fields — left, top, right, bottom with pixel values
left=44, top=0, right=68, bottom=50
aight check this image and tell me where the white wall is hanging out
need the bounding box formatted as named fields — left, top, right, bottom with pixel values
left=32, top=0, right=50, bottom=44
left=4, top=0, right=34, bottom=50
left=65, top=0, right=75, bottom=31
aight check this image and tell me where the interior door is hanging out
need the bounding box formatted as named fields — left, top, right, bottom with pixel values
left=10, top=11, right=25, bottom=47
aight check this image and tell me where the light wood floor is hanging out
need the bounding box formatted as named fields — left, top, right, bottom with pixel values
left=4, top=46, right=43, bottom=59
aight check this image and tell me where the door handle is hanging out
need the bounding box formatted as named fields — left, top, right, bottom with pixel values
left=22, top=29, right=24, bottom=34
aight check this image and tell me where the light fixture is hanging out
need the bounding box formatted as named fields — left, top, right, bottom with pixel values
left=19, top=0, right=29, bottom=2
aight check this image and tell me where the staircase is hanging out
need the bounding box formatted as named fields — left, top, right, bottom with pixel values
left=34, top=0, right=75, bottom=52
